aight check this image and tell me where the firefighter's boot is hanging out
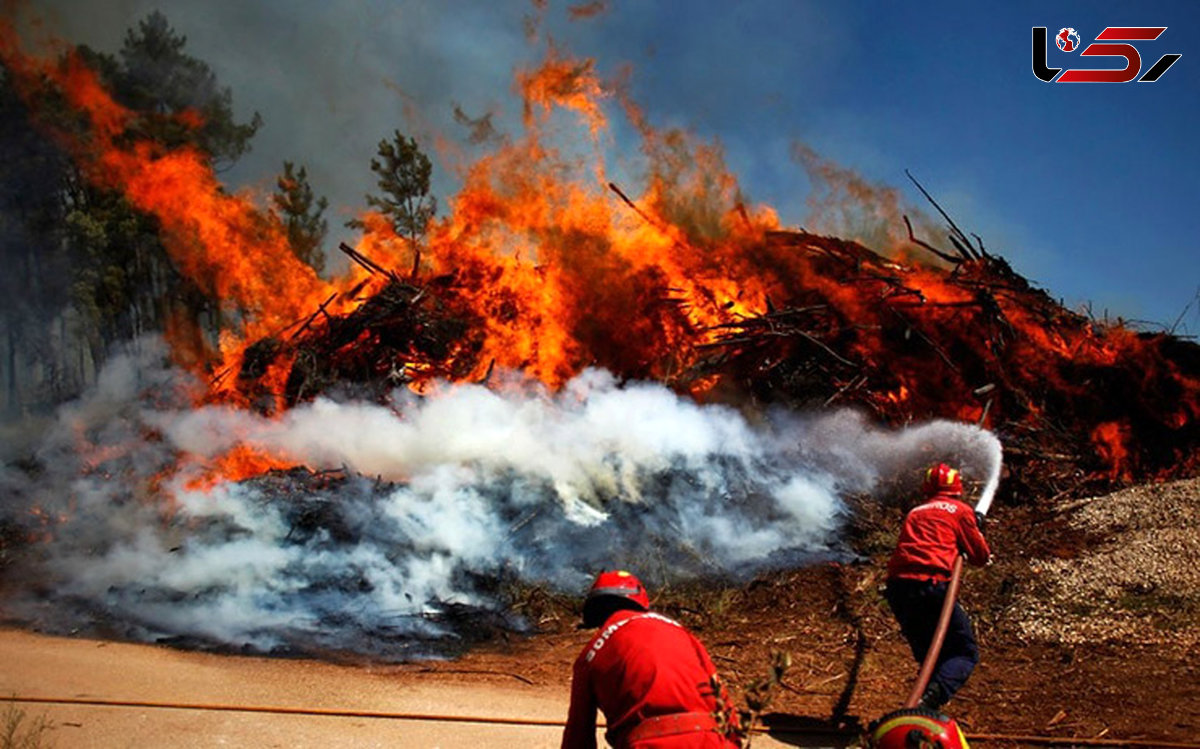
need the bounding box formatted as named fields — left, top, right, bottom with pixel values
left=919, top=682, right=949, bottom=711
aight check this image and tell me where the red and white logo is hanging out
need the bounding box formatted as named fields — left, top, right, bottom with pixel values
left=1033, top=26, right=1182, bottom=83
left=1056, top=28, right=1081, bottom=52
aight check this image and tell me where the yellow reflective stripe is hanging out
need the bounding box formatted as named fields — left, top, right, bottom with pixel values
left=957, top=722, right=971, bottom=748
left=870, top=715, right=947, bottom=740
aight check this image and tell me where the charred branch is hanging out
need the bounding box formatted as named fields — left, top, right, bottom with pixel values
left=904, top=215, right=960, bottom=265
left=905, top=170, right=982, bottom=261
left=339, top=242, right=402, bottom=284
left=608, top=182, right=665, bottom=234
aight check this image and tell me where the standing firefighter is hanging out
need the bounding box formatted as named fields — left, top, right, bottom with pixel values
left=884, top=463, right=991, bottom=712
left=561, top=570, right=741, bottom=749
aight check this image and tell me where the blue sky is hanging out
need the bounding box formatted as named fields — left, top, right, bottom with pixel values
left=25, top=0, right=1200, bottom=330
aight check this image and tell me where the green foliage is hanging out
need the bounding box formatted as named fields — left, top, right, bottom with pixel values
left=349, top=131, right=436, bottom=276
left=114, top=10, right=262, bottom=169
left=1, top=703, right=52, bottom=749
left=272, top=162, right=328, bottom=275
left=63, top=186, right=161, bottom=341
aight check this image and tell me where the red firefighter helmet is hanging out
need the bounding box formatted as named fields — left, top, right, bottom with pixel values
left=922, top=463, right=963, bottom=498
left=586, top=570, right=650, bottom=610
left=867, top=707, right=970, bottom=749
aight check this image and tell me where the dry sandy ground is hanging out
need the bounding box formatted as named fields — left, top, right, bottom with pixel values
left=0, top=628, right=808, bottom=748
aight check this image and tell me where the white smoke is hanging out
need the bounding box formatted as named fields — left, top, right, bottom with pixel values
left=0, top=338, right=1001, bottom=657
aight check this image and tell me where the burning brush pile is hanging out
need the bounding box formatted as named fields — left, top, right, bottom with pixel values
left=238, top=200, right=1198, bottom=504
left=0, top=21, right=1196, bottom=658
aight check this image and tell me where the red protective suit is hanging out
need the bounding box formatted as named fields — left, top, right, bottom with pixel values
left=887, top=493, right=991, bottom=581
left=561, top=609, right=740, bottom=749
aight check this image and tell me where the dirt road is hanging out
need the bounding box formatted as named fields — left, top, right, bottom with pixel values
left=0, top=628, right=815, bottom=748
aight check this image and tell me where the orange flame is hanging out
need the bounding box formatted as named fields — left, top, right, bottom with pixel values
left=517, top=44, right=609, bottom=138
left=1091, top=421, right=1132, bottom=482
left=181, top=445, right=299, bottom=492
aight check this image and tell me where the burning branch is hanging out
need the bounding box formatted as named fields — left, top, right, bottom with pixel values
left=339, top=242, right=401, bottom=284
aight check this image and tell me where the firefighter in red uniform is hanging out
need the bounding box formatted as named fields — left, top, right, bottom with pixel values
left=561, top=570, right=741, bottom=749
left=884, top=463, right=991, bottom=712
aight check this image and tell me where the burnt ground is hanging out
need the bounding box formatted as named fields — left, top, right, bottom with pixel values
left=423, top=477, right=1200, bottom=746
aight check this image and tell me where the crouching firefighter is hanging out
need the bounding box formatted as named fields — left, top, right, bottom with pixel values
left=561, top=570, right=742, bottom=749
left=884, top=463, right=991, bottom=712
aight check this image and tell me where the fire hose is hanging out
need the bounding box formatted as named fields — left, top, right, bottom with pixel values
left=3, top=694, right=1199, bottom=748
left=902, top=554, right=965, bottom=709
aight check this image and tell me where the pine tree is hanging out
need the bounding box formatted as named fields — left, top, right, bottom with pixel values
left=116, top=10, right=262, bottom=169
left=348, top=131, right=436, bottom=278
left=272, top=162, right=328, bottom=275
